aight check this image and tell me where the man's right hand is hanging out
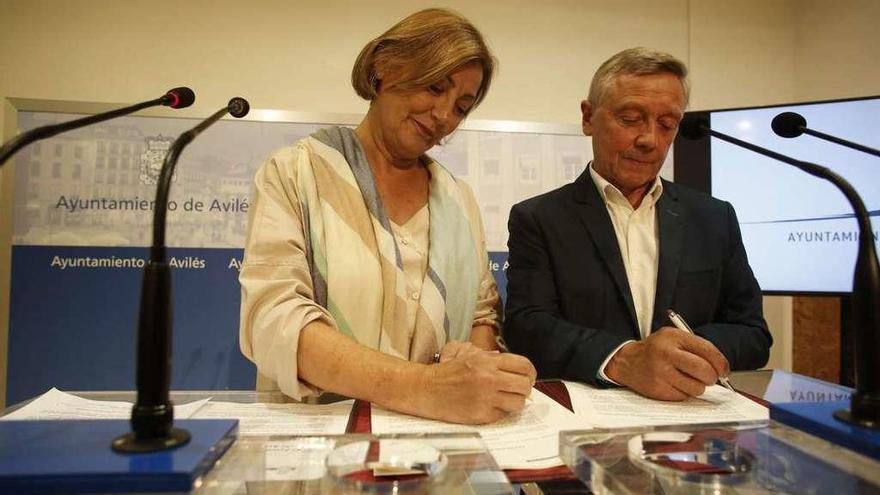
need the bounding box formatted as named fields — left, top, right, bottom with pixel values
left=418, top=351, right=536, bottom=424
left=604, top=329, right=730, bottom=400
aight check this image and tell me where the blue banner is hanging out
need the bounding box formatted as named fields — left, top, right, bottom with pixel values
left=8, top=246, right=253, bottom=404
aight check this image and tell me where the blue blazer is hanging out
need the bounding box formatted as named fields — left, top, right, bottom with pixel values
left=504, top=171, right=772, bottom=385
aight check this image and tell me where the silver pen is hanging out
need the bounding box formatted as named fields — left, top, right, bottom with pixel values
left=666, top=309, right=737, bottom=394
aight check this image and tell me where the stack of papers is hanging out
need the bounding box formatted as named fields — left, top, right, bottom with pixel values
left=191, top=400, right=353, bottom=436
left=565, top=382, right=769, bottom=428
left=1, top=388, right=353, bottom=436
left=372, top=389, right=585, bottom=469
left=0, top=388, right=209, bottom=420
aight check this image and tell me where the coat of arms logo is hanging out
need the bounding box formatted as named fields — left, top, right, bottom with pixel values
left=138, top=135, right=176, bottom=185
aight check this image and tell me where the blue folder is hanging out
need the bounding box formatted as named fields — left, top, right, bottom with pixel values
left=0, top=419, right=237, bottom=493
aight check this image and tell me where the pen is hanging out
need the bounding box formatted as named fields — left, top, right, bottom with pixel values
left=666, top=309, right=737, bottom=394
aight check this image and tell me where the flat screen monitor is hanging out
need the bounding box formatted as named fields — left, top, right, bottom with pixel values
left=673, top=96, right=880, bottom=295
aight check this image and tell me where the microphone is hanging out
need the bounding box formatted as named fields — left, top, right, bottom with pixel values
left=112, top=97, right=250, bottom=453
left=680, top=113, right=880, bottom=429
left=771, top=111, right=880, bottom=158
left=770, top=111, right=806, bottom=138
left=0, top=87, right=195, bottom=167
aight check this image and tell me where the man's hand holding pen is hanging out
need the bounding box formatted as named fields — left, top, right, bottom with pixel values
left=605, top=311, right=733, bottom=401
left=668, top=310, right=737, bottom=394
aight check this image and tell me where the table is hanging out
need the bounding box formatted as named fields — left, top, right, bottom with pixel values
left=4, top=370, right=878, bottom=494
left=556, top=370, right=879, bottom=494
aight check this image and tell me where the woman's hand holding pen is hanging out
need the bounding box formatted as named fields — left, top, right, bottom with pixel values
left=436, top=341, right=486, bottom=363
left=418, top=348, right=536, bottom=425
left=605, top=329, right=731, bottom=401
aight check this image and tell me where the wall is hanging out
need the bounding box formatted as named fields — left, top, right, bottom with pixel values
left=5, top=0, right=862, bottom=405
left=794, top=0, right=880, bottom=102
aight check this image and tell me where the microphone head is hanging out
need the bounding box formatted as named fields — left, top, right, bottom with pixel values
left=678, top=113, right=710, bottom=140
left=771, top=111, right=807, bottom=138
left=164, top=87, right=196, bottom=109
left=228, top=97, right=250, bottom=118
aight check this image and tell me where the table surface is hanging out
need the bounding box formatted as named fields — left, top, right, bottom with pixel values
left=4, top=369, right=878, bottom=494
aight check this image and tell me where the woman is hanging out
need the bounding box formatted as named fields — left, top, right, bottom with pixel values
left=239, top=8, right=535, bottom=425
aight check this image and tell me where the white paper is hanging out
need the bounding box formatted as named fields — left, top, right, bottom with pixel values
left=418, top=436, right=486, bottom=453
left=564, top=382, right=769, bottom=428
left=0, top=388, right=207, bottom=420
left=191, top=400, right=354, bottom=436
left=264, top=438, right=337, bottom=481
left=175, top=398, right=212, bottom=418
left=371, top=389, right=588, bottom=469
left=378, top=439, right=440, bottom=465
left=325, top=440, right=370, bottom=467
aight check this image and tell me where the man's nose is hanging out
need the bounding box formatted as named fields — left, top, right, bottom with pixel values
left=635, top=123, right=658, bottom=150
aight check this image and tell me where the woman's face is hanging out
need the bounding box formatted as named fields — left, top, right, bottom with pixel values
left=371, top=61, right=483, bottom=161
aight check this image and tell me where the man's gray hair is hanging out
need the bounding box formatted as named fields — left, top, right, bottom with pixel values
left=588, top=47, right=690, bottom=107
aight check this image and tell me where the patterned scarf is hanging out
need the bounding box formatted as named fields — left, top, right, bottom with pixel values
left=294, top=126, right=480, bottom=362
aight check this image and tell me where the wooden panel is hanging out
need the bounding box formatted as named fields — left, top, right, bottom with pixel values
left=792, top=296, right=840, bottom=383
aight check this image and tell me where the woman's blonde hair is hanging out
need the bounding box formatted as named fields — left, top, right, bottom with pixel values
left=352, top=8, right=495, bottom=109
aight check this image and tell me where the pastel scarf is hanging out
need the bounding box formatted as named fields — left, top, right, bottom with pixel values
left=295, top=126, right=480, bottom=362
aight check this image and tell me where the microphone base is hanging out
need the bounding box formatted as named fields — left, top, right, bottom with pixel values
left=835, top=389, right=880, bottom=430
left=111, top=427, right=191, bottom=453
left=834, top=409, right=880, bottom=430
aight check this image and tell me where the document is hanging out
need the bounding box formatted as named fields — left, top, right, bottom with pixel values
left=0, top=388, right=208, bottom=420
left=1, top=389, right=353, bottom=437
left=371, top=389, right=588, bottom=469
left=565, top=382, right=769, bottom=428
left=191, top=400, right=354, bottom=436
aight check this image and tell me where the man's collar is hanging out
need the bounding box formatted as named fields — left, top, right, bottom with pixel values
left=587, top=162, right=663, bottom=209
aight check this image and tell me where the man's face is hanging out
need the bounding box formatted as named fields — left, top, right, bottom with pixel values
left=582, top=72, right=685, bottom=206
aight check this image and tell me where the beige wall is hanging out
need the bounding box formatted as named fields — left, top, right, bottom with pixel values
left=1, top=0, right=876, bottom=403
left=795, top=0, right=880, bottom=101
left=689, top=1, right=797, bottom=110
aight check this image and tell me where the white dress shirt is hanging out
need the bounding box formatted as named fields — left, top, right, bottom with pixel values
left=589, top=164, right=663, bottom=382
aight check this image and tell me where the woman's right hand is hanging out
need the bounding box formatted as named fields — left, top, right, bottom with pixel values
left=296, top=321, right=536, bottom=426
left=418, top=350, right=536, bottom=425
left=437, top=341, right=487, bottom=363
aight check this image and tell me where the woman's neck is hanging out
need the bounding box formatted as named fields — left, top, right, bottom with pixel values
left=355, top=116, right=421, bottom=174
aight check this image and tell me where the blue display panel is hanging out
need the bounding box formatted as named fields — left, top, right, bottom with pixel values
left=8, top=246, right=253, bottom=404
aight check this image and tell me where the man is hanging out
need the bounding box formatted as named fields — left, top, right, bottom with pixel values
left=504, top=47, right=772, bottom=401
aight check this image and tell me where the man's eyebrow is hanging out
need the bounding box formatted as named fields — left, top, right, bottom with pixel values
left=661, top=111, right=684, bottom=120
left=614, top=104, right=643, bottom=113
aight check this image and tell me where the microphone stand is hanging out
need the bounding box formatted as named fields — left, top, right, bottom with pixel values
left=0, top=87, right=194, bottom=166
left=801, top=127, right=880, bottom=158
left=113, top=97, right=250, bottom=452
left=686, top=118, right=880, bottom=429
